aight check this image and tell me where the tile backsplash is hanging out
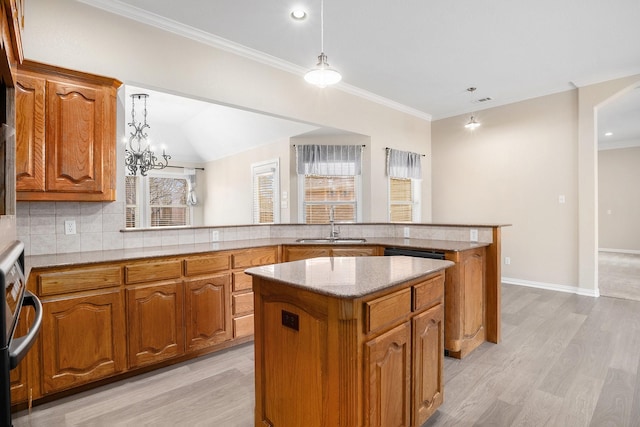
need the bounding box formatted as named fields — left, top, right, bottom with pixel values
left=17, top=201, right=494, bottom=256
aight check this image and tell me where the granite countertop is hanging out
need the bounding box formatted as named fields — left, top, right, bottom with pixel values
left=25, top=237, right=489, bottom=270
left=245, top=256, right=454, bottom=298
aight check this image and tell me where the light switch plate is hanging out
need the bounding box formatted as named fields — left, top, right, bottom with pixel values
left=470, top=229, right=478, bottom=242
left=211, top=230, right=220, bottom=241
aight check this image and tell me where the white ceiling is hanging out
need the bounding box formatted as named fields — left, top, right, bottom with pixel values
left=90, top=0, right=640, bottom=161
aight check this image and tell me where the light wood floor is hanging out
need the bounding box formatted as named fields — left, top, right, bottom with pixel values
left=13, top=284, right=640, bottom=426
left=599, top=251, right=640, bottom=301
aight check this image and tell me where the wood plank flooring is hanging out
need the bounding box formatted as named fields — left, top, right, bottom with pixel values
left=599, top=251, right=640, bottom=301
left=12, top=284, right=640, bottom=426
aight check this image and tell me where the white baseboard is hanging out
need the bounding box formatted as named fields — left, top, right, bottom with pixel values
left=599, top=248, right=640, bottom=255
left=502, top=277, right=599, bottom=298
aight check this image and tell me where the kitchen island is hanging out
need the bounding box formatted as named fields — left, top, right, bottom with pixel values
left=246, top=255, right=454, bottom=427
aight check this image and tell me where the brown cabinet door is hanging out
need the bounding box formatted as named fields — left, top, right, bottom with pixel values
left=184, top=274, right=232, bottom=352
left=126, top=282, right=184, bottom=369
left=10, top=306, right=33, bottom=404
left=45, top=79, right=106, bottom=194
left=282, top=246, right=331, bottom=262
left=462, top=250, right=485, bottom=339
left=15, top=72, right=46, bottom=191
left=364, top=321, right=411, bottom=427
left=332, top=246, right=378, bottom=257
left=412, top=304, right=444, bottom=426
left=41, top=289, right=126, bottom=394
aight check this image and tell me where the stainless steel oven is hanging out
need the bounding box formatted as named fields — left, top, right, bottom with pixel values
left=1, top=240, right=42, bottom=427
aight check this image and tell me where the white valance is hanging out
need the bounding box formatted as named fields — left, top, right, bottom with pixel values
left=386, top=148, right=422, bottom=179
left=296, top=144, right=363, bottom=176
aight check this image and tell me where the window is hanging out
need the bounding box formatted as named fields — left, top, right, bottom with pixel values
left=296, top=144, right=363, bottom=224
left=389, top=177, right=420, bottom=222
left=125, top=172, right=192, bottom=228
left=386, top=148, right=422, bottom=222
left=252, top=159, right=280, bottom=224
left=303, top=175, right=357, bottom=223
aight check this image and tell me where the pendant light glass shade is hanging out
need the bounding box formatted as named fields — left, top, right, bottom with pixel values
left=465, top=115, right=481, bottom=130
left=305, top=0, right=341, bottom=88
left=304, top=53, right=342, bottom=88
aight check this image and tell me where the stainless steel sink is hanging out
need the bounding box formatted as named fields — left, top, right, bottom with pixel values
left=295, top=238, right=367, bottom=244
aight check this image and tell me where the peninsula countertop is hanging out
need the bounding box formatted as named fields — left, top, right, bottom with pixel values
left=245, top=255, right=454, bottom=298
left=25, top=237, right=486, bottom=271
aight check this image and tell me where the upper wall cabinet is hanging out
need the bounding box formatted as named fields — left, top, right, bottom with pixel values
left=15, top=61, right=122, bottom=201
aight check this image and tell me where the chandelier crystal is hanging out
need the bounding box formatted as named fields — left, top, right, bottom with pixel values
left=304, top=0, right=341, bottom=88
left=124, top=93, right=170, bottom=176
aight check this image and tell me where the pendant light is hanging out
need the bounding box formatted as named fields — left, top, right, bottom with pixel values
left=304, top=0, right=342, bottom=88
left=464, top=87, right=481, bottom=130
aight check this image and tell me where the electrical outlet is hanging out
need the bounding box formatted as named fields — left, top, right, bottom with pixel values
left=504, top=256, right=511, bottom=265
left=211, top=230, right=220, bottom=241
left=470, top=228, right=478, bottom=242
left=64, top=220, right=76, bottom=235
left=403, top=227, right=410, bottom=238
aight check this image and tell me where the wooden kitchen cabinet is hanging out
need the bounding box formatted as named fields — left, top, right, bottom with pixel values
left=251, top=260, right=446, bottom=427
left=40, top=289, right=126, bottom=394
left=364, top=321, right=412, bottom=427
left=15, top=60, right=121, bottom=201
left=184, top=274, right=232, bottom=353
left=444, top=247, right=486, bottom=358
left=230, top=246, right=278, bottom=338
left=282, top=244, right=378, bottom=261
left=126, top=282, right=185, bottom=369
left=9, top=306, right=33, bottom=405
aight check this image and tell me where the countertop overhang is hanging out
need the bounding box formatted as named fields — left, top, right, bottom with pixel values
left=245, top=255, right=454, bottom=298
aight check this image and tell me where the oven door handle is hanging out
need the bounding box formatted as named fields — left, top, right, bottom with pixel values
left=9, top=291, right=43, bottom=369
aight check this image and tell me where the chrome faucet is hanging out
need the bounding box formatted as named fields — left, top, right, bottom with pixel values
left=329, top=206, right=340, bottom=239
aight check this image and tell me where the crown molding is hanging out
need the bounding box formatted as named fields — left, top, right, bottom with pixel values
left=77, top=0, right=432, bottom=122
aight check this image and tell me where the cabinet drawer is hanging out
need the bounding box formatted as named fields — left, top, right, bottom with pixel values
left=39, top=266, right=122, bottom=296
left=125, top=260, right=182, bottom=284
left=413, top=274, right=445, bottom=312
left=365, top=288, right=412, bottom=333
left=233, top=271, right=252, bottom=292
left=232, top=292, right=254, bottom=316
left=233, top=314, right=254, bottom=338
left=232, top=247, right=277, bottom=269
left=184, top=253, right=230, bottom=277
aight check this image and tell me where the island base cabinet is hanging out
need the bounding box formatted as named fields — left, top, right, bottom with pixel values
left=364, top=321, right=411, bottom=427
left=252, top=271, right=446, bottom=427
left=41, top=290, right=126, bottom=394
left=126, top=282, right=184, bottom=369
left=412, top=304, right=444, bottom=425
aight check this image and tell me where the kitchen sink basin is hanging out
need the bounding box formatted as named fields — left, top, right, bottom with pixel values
left=295, top=238, right=367, bottom=244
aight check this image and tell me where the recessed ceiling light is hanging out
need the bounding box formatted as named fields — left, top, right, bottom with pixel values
left=290, top=9, right=307, bottom=20
left=605, top=132, right=613, bottom=136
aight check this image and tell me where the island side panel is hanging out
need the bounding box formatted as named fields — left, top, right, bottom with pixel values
left=252, top=277, right=340, bottom=427
left=485, top=227, right=502, bottom=343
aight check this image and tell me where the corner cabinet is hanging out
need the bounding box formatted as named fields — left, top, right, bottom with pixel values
left=15, top=60, right=121, bottom=201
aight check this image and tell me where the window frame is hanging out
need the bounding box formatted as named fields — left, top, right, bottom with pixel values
left=125, top=169, right=193, bottom=228
left=298, top=174, right=362, bottom=223
left=388, top=176, right=421, bottom=223
left=251, top=159, right=280, bottom=224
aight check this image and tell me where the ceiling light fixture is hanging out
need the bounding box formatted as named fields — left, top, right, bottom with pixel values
left=464, top=87, right=481, bottom=130
left=125, top=93, right=171, bottom=176
left=604, top=132, right=613, bottom=136
left=290, top=9, right=307, bottom=20
left=304, top=0, right=341, bottom=88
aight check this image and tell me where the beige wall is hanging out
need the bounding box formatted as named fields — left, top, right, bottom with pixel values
left=598, top=146, right=640, bottom=251
left=18, top=0, right=431, bottom=254
left=432, top=91, right=580, bottom=290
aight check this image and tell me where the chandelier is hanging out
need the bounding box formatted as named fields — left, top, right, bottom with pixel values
left=304, top=0, right=341, bottom=88
left=125, top=93, right=171, bottom=176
